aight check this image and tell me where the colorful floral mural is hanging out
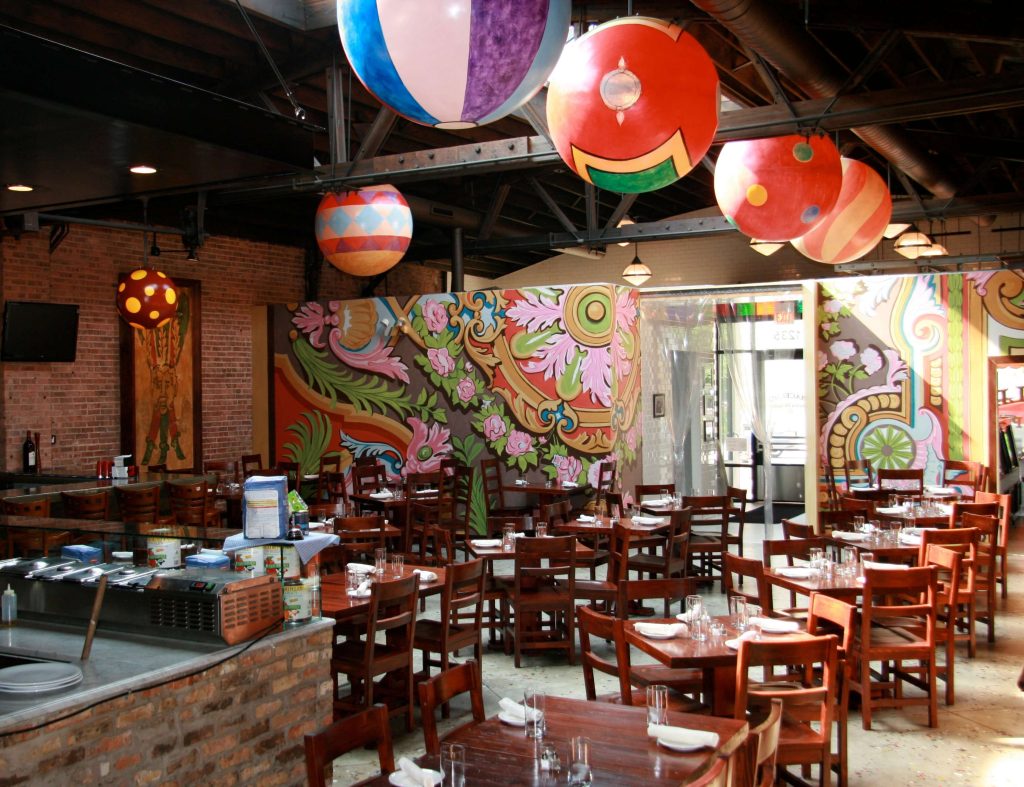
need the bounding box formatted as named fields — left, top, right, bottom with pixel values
left=272, top=284, right=641, bottom=533
left=816, top=271, right=1024, bottom=496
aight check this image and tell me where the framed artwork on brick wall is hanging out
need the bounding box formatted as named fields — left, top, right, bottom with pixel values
left=120, top=277, right=202, bottom=471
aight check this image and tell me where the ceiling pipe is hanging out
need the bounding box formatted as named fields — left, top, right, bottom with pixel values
left=691, top=0, right=959, bottom=200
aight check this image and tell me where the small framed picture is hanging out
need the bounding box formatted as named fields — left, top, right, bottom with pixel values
left=652, top=393, right=665, bottom=418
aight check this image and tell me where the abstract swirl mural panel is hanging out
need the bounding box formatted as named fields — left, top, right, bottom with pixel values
left=816, top=271, right=1024, bottom=497
left=272, top=284, right=641, bottom=532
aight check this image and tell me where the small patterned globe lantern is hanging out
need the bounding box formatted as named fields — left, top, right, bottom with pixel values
left=791, top=158, right=892, bottom=264
left=315, top=185, right=413, bottom=277
left=116, top=269, right=177, bottom=329
left=337, top=0, right=570, bottom=129
left=546, top=17, right=720, bottom=193
left=714, top=134, right=842, bottom=242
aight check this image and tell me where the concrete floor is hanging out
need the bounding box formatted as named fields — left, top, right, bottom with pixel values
left=332, top=523, right=1024, bottom=786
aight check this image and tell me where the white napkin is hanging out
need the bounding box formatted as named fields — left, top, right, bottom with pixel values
left=635, top=622, right=686, bottom=638
left=397, top=757, right=434, bottom=787
left=576, top=514, right=596, bottom=523
left=413, top=569, right=438, bottom=582
left=472, top=538, right=502, bottom=548
left=514, top=479, right=528, bottom=486
left=562, top=481, right=579, bottom=488
left=899, top=533, right=922, bottom=545
left=346, top=562, right=375, bottom=573
left=832, top=531, right=866, bottom=541
left=647, top=723, right=719, bottom=749
left=632, top=515, right=666, bottom=525
left=876, top=506, right=904, bottom=515
left=776, top=566, right=815, bottom=578
left=512, top=531, right=526, bottom=538
left=927, top=486, right=957, bottom=495
left=308, top=521, right=325, bottom=529
left=413, top=488, right=438, bottom=496
left=498, top=697, right=539, bottom=721
left=725, top=630, right=759, bottom=650
left=347, top=579, right=371, bottom=596
left=369, top=490, right=394, bottom=499
left=750, top=617, right=800, bottom=633
left=863, top=560, right=910, bottom=571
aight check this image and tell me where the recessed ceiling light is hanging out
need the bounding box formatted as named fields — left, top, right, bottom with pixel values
left=130, top=164, right=157, bottom=174
left=6, top=183, right=33, bottom=192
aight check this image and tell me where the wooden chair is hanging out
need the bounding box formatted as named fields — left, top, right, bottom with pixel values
left=481, top=514, right=533, bottom=646
left=844, top=458, right=874, bottom=488
left=331, top=573, right=420, bottom=729
left=322, top=471, right=349, bottom=508
left=543, top=498, right=607, bottom=581
left=626, top=508, right=692, bottom=600
left=848, top=565, right=938, bottom=729
left=837, top=495, right=875, bottom=518
left=202, top=459, right=238, bottom=486
left=304, top=704, right=394, bottom=787
left=417, top=661, right=485, bottom=757
left=147, top=463, right=168, bottom=473
left=735, top=634, right=839, bottom=786
left=333, top=515, right=387, bottom=564
left=404, top=469, right=443, bottom=552
left=594, top=459, right=617, bottom=511
left=480, top=457, right=532, bottom=518
left=311, top=454, right=341, bottom=502
left=240, top=453, right=263, bottom=478
left=634, top=483, right=675, bottom=505
left=806, top=594, right=855, bottom=787
left=925, top=544, right=965, bottom=706
left=821, top=462, right=841, bottom=508
left=724, top=553, right=776, bottom=616
left=435, top=464, right=474, bottom=559
left=501, top=535, right=576, bottom=667
left=683, top=495, right=730, bottom=592
left=687, top=752, right=729, bottom=787
left=574, top=522, right=631, bottom=612
left=167, top=480, right=220, bottom=527
left=918, top=527, right=979, bottom=658
left=877, top=467, right=924, bottom=496
left=3, top=496, right=67, bottom=558
left=414, top=558, right=485, bottom=694
left=616, top=577, right=699, bottom=622
left=115, top=484, right=164, bottom=523
left=962, top=511, right=999, bottom=647
left=942, top=459, right=985, bottom=494
left=60, top=489, right=111, bottom=520
left=274, top=460, right=302, bottom=493
left=781, top=518, right=815, bottom=539
left=578, top=605, right=703, bottom=708
left=973, top=490, right=1012, bottom=598
left=725, top=486, right=749, bottom=558
left=749, top=697, right=784, bottom=787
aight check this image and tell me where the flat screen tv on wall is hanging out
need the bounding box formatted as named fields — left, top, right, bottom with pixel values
left=0, top=301, right=80, bottom=362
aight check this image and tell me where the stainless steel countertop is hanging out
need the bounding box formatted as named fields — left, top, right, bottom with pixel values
left=0, top=617, right=333, bottom=734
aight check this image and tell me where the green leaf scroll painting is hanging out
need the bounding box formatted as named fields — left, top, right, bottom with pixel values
left=274, top=285, right=642, bottom=533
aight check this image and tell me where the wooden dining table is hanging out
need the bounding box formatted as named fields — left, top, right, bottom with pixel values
left=552, top=513, right=673, bottom=537
left=763, top=566, right=865, bottom=602
left=502, top=480, right=590, bottom=510
left=320, top=563, right=447, bottom=622
left=354, top=695, right=747, bottom=786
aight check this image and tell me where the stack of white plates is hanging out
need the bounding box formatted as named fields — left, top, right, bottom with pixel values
left=0, top=662, right=84, bottom=693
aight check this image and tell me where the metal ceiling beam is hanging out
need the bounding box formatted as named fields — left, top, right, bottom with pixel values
left=530, top=178, right=580, bottom=238
left=603, top=193, right=639, bottom=235
left=834, top=253, right=1021, bottom=273
left=351, top=107, right=398, bottom=163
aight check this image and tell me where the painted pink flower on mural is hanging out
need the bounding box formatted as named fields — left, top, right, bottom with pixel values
left=456, top=377, right=475, bottom=402
left=830, top=340, right=857, bottom=360
left=817, top=351, right=828, bottom=371
left=588, top=453, right=618, bottom=488
left=552, top=454, right=582, bottom=484
left=404, top=417, right=452, bottom=474
left=823, top=299, right=843, bottom=314
left=625, top=424, right=639, bottom=452
left=506, top=287, right=612, bottom=407
left=292, top=301, right=409, bottom=383
left=427, top=347, right=456, bottom=377
left=612, top=288, right=638, bottom=382
left=483, top=414, right=506, bottom=441
left=506, top=429, right=534, bottom=457
left=423, top=300, right=449, bottom=333
left=860, top=346, right=883, bottom=375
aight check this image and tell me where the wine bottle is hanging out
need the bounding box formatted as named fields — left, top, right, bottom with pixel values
left=22, top=430, right=37, bottom=474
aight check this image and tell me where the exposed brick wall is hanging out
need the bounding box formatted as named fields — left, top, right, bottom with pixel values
left=0, top=624, right=333, bottom=786
left=0, top=226, right=442, bottom=474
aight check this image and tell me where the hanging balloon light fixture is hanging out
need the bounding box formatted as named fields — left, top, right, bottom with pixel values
left=315, top=185, right=413, bottom=277
left=116, top=205, right=178, bottom=330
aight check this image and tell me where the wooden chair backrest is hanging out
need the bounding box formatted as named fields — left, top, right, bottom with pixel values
left=750, top=697, right=784, bottom=787
left=943, top=459, right=984, bottom=492
left=485, top=514, right=532, bottom=538
left=917, top=526, right=979, bottom=568
left=2, top=497, right=50, bottom=517
left=861, top=566, right=937, bottom=642
left=440, top=558, right=485, bottom=638
left=333, top=514, right=386, bottom=562
left=781, top=518, right=814, bottom=539
left=877, top=467, right=924, bottom=493
left=167, top=480, right=212, bottom=526
left=806, top=592, right=856, bottom=657
left=240, top=453, right=263, bottom=478
left=761, top=537, right=827, bottom=568
left=203, top=460, right=238, bottom=484
left=724, top=553, right=773, bottom=612
left=540, top=499, right=573, bottom=528
left=634, top=483, right=675, bottom=502
left=682, top=495, right=729, bottom=535
left=60, top=490, right=110, bottom=520
left=352, top=462, right=387, bottom=496
left=354, top=574, right=420, bottom=667
left=322, top=471, right=349, bottom=505
left=818, top=508, right=859, bottom=533
left=616, top=577, right=698, bottom=619
left=274, top=460, right=302, bottom=492
left=304, top=704, right=394, bottom=787
left=972, top=491, right=1012, bottom=548
left=480, top=457, right=508, bottom=512
left=115, top=484, right=161, bottom=523
left=844, top=458, right=874, bottom=487
left=577, top=606, right=632, bottom=704
left=417, top=662, right=485, bottom=756
left=513, top=535, right=575, bottom=599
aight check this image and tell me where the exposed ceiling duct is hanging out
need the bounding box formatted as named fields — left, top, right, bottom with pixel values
left=692, top=0, right=959, bottom=200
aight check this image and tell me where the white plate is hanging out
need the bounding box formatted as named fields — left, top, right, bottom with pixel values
left=0, top=662, right=83, bottom=693
left=346, top=589, right=371, bottom=598
left=755, top=618, right=801, bottom=634
left=389, top=769, right=444, bottom=787
left=498, top=711, right=526, bottom=727
left=657, top=736, right=716, bottom=752
left=636, top=628, right=678, bottom=640
left=776, top=567, right=815, bottom=579
left=832, top=531, right=866, bottom=541
left=308, top=521, right=325, bottom=529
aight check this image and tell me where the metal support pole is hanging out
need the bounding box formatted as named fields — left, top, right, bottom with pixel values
left=451, top=227, right=464, bottom=292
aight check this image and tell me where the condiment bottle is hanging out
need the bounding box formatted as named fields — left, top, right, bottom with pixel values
left=2, top=585, right=16, bottom=626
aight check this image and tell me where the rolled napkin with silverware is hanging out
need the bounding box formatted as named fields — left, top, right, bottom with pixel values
left=863, top=560, right=910, bottom=570
left=412, top=568, right=438, bottom=582
left=634, top=621, right=686, bottom=638
left=369, top=489, right=394, bottom=499
left=347, top=579, right=371, bottom=597
left=471, top=538, right=502, bottom=548
left=748, top=616, right=800, bottom=634
left=631, top=515, right=666, bottom=525
left=647, top=723, right=719, bottom=748
left=498, top=696, right=540, bottom=720
left=395, top=756, right=437, bottom=787
left=345, top=562, right=375, bottom=573
left=576, top=514, right=596, bottom=523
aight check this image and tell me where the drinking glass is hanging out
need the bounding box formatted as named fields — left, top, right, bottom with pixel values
left=745, top=604, right=762, bottom=637
left=374, top=547, right=387, bottom=575
left=535, top=523, right=548, bottom=538
left=852, top=515, right=865, bottom=532
left=841, top=547, right=858, bottom=577
left=523, top=688, right=545, bottom=739
left=808, top=547, right=824, bottom=573
left=685, top=594, right=703, bottom=623
left=502, top=523, right=516, bottom=552
left=441, top=743, right=465, bottom=787
left=728, top=596, right=747, bottom=628
left=690, top=613, right=709, bottom=642
left=646, top=684, right=668, bottom=725
left=709, top=620, right=726, bottom=639
left=390, top=553, right=404, bottom=577
left=568, top=737, right=592, bottom=787
left=859, top=551, right=874, bottom=578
